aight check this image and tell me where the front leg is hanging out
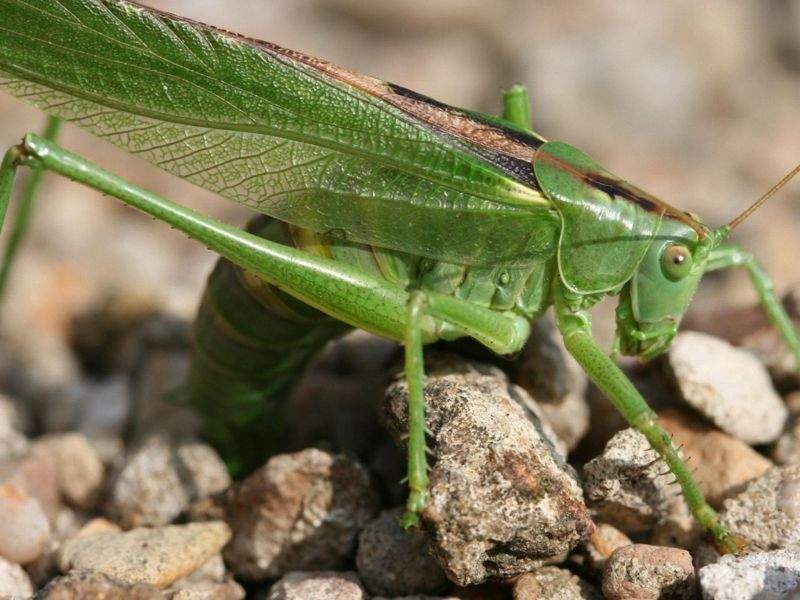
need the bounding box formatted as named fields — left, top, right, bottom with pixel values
left=706, top=244, right=800, bottom=369
left=553, top=287, right=740, bottom=554
left=401, top=290, right=429, bottom=528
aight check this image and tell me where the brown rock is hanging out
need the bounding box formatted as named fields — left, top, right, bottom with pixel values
left=384, top=356, right=593, bottom=585
left=602, top=544, right=696, bottom=599
left=659, top=408, right=773, bottom=506
left=223, top=448, right=378, bottom=581
left=356, top=507, right=449, bottom=597
left=58, top=521, right=231, bottom=589
left=514, top=566, right=602, bottom=599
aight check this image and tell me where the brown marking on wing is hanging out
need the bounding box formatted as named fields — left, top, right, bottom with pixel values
left=252, top=44, right=544, bottom=162
left=122, top=1, right=542, bottom=164
left=536, top=150, right=708, bottom=238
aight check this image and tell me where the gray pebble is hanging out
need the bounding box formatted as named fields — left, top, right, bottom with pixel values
left=384, top=356, right=593, bottom=586
left=667, top=331, right=787, bottom=444
left=356, top=507, right=449, bottom=597
left=698, top=548, right=800, bottom=599
left=108, top=435, right=231, bottom=528
left=267, top=571, right=368, bottom=600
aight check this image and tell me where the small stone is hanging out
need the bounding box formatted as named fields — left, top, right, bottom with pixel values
left=666, top=331, right=787, bottom=444
left=267, top=571, right=368, bottom=600
left=224, top=448, right=378, bottom=581
left=0, top=480, right=51, bottom=564
left=356, top=507, right=449, bottom=597
left=659, top=408, right=773, bottom=506
left=602, top=544, right=695, bottom=600
left=718, top=463, right=800, bottom=551
left=37, top=570, right=165, bottom=599
left=0, top=444, right=60, bottom=518
left=0, top=556, right=33, bottom=599
left=109, top=436, right=231, bottom=528
left=773, top=411, right=800, bottom=465
left=36, top=433, right=105, bottom=510
left=514, top=566, right=602, bottom=599
left=577, top=523, right=632, bottom=576
left=582, top=428, right=682, bottom=533
left=58, top=521, right=231, bottom=589
left=384, top=356, right=593, bottom=585
left=698, top=548, right=800, bottom=599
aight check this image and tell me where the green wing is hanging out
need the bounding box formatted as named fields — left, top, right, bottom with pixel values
left=0, top=0, right=557, bottom=266
left=533, top=141, right=664, bottom=294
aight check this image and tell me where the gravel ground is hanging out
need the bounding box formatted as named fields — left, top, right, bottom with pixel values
left=0, top=2, right=799, bottom=599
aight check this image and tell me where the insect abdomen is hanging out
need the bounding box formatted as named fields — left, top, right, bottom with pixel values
left=186, top=217, right=348, bottom=475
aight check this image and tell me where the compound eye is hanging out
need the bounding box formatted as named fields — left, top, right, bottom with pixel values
left=661, top=244, right=693, bottom=281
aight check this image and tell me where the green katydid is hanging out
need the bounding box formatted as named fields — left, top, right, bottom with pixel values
left=0, top=0, right=798, bottom=555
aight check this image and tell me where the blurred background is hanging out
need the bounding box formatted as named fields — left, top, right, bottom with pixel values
left=0, top=0, right=798, bottom=389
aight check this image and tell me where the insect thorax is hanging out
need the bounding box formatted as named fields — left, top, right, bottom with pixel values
left=288, top=223, right=558, bottom=340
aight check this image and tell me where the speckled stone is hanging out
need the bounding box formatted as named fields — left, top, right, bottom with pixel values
left=58, top=522, right=231, bottom=589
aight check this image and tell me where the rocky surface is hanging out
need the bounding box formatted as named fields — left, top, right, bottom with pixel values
left=222, top=448, right=378, bottom=581
left=384, top=357, right=594, bottom=585
left=601, top=544, right=696, bottom=600
left=698, top=548, right=800, bottom=600
left=666, top=331, right=787, bottom=444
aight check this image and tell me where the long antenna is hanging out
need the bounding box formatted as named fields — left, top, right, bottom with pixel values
left=727, top=162, right=800, bottom=230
